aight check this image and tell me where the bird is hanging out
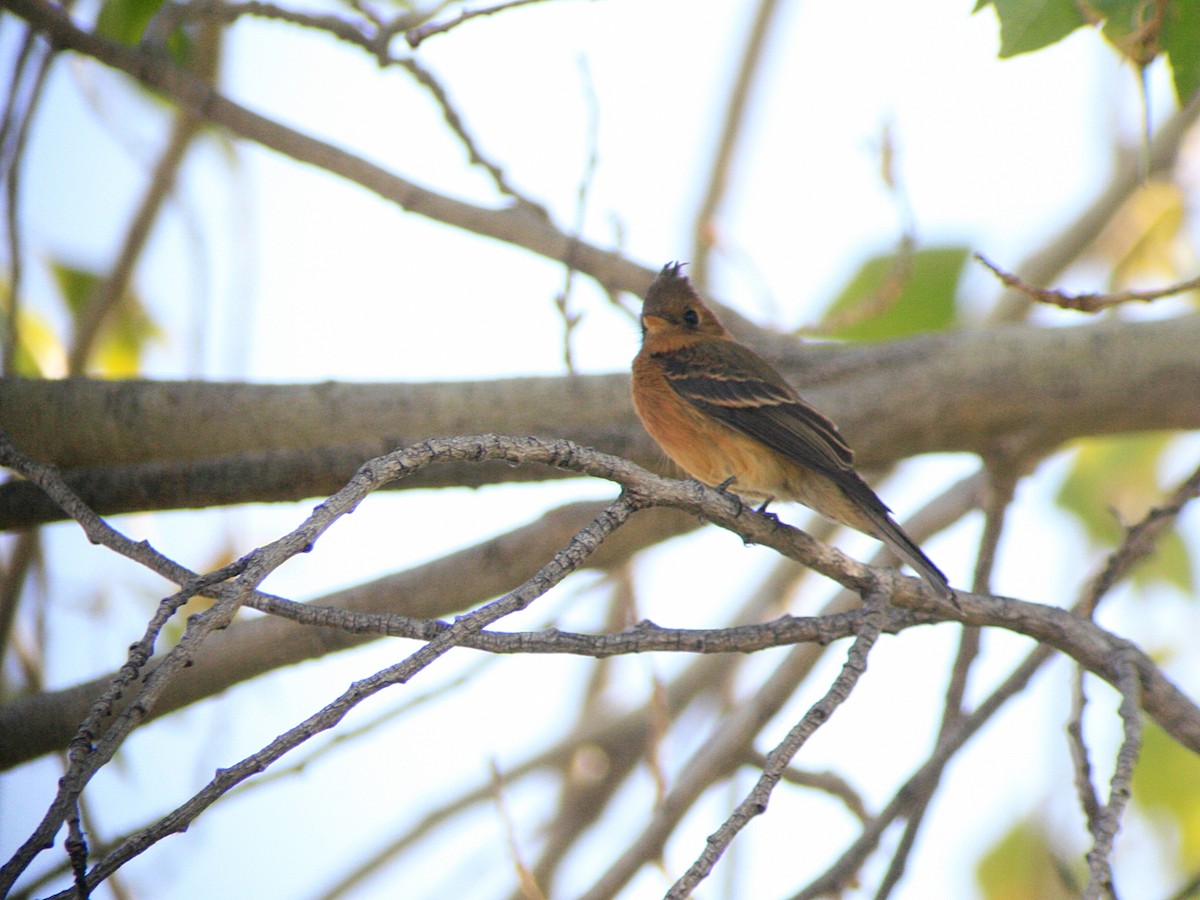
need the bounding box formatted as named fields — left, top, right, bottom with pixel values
left=631, top=261, right=953, bottom=600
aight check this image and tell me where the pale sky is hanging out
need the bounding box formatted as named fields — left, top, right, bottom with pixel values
left=4, top=1, right=1199, bottom=897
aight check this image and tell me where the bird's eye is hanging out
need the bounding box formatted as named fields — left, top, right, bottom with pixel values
left=683, top=308, right=700, bottom=326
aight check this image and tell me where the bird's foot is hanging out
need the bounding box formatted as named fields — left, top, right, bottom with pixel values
left=754, top=497, right=781, bottom=525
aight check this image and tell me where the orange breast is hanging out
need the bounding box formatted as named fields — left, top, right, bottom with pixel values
left=631, top=353, right=793, bottom=501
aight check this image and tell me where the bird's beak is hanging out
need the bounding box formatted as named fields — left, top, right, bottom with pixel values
left=641, top=313, right=668, bottom=330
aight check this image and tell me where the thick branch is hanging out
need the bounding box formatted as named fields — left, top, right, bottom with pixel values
left=2, top=314, right=1198, bottom=527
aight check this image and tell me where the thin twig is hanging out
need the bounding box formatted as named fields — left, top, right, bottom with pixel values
left=1083, top=652, right=1144, bottom=899
left=67, top=108, right=202, bottom=374
left=744, top=752, right=871, bottom=822
left=794, top=458, right=1200, bottom=897
left=807, top=124, right=919, bottom=337
left=554, top=56, right=600, bottom=374
left=405, top=0, right=558, bottom=49
left=977, top=252, right=1200, bottom=313
left=490, top=759, right=547, bottom=900
left=5, top=0, right=657, bottom=302
left=46, top=494, right=641, bottom=899
left=1, top=29, right=51, bottom=376
left=145, top=0, right=422, bottom=60
left=873, top=460, right=1013, bottom=898
left=690, top=0, right=784, bottom=288
left=986, top=93, right=1200, bottom=323
left=667, top=595, right=886, bottom=897
left=1068, top=666, right=1103, bottom=837
left=404, top=55, right=549, bottom=216
left=1079, top=459, right=1200, bottom=617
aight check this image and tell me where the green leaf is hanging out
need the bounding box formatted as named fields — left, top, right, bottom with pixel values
left=1133, top=721, right=1200, bottom=867
left=821, top=245, right=965, bottom=341
left=48, top=259, right=162, bottom=376
left=979, top=0, right=1200, bottom=104
left=1056, top=433, right=1194, bottom=592
left=91, top=296, right=164, bottom=377
left=1094, top=0, right=1154, bottom=65
left=0, top=285, right=64, bottom=376
left=49, top=261, right=102, bottom=320
left=986, top=0, right=1089, bottom=58
left=95, top=0, right=168, bottom=47
left=976, top=819, right=1078, bottom=898
left=1162, top=1, right=1200, bottom=104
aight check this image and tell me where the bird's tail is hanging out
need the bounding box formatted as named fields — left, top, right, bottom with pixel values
left=874, top=515, right=954, bottom=601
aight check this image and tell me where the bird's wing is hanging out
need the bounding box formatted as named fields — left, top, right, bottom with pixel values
left=661, top=340, right=859, bottom=483
left=662, top=339, right=952, bottom=597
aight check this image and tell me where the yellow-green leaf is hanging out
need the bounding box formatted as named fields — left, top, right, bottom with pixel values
left=1056, top=433, right=1194, bottom=591
left=96, top=0, right=167, bottom=47
left=1133, top=721, right=1200, bottom=868
left=979, top=0, right=1089, bottom=59
left=48, top=259, right=163, bottom=376
left=821, top=245, right=965, bottom=341
left=49, top=261, right=102, bottom=321
left=1161, top=0, right=1200, bottom=104
left=976, top=818, right=1078, bottom=899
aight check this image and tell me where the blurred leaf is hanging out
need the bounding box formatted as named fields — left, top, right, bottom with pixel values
left=1161, top=1, right=1200, bottom=104
left=1151, top=530, right=1195, bottom=593
left=96, top=0, right=167, bottom=47
left=90, top=298, right=164, bottom=377
left=1056, top=433, right=1194, bottom=591
left=11, top=311, right=65, bottom=377
left=976, top=819, right=1078, bottom=899
left=1089, top=0, right=1163, bottom=68
left=49, top=261, right=101, bottom=320
left=164, top=543, right=242, bottom=645
left=49, top=259, right=163, bottom=376
left=97, top=0, right=196, bottom=69
left=2, top=283, right=63, bottom=375
left=978, top=0, right=1200, bottom=103
left=977, top=0, right=1089, bottom=58
left=821, top=245, right=965, bottom=341
left=1133, top=721, right=1200, bottom=868
left=1088, top=180, right=1188, bottom=288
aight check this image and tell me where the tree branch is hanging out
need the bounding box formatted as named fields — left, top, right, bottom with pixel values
left=2, top=312, right=1198, bottom=528
left=2, top=0, right=653, bottom=297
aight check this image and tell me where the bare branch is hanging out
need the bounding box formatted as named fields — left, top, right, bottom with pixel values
left=1083, top=654, right=1144, bottom=900
left=405, top=55, right=550, bottom=215
left=1079, top=459, right=1200, bottom=617
left=66, top=109, right=203, bottom=375
left=667, top=596, right=886, bottom=897
left=3, top=312, right=1199, bottom=529
left=744, top=752, right=871, bottom=822
left=3, top=0, right=655, bottom=298
left=873, top=457, right=1020, bottom=895
left=987, top=94, right=1200, bottom=323
left=37, top=493, right=641, bottom=898
left=0, top=499, right=702, bottom=770
left=690, top=0, right=785, bottom=287
left=405, top=0, right=560, bottom=49
left=795, top=457, right=1200, bottom=897
left=977, top=252, right=1200, bottom=313
left=1068, top=667, right=1103, bottom=840
left=1, top=26, right=51, bottom=376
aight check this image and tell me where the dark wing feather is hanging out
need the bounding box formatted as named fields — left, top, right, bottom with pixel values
left=661, top=339, right=953, bottom=597
left=661, top=340, right=858, bottom=483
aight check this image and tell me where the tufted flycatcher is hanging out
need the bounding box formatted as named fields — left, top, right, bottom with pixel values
left=631, top=262, right=952, bottom=599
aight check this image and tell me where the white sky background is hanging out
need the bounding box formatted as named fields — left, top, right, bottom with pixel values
left=4, top=0, right=1200, bottom=897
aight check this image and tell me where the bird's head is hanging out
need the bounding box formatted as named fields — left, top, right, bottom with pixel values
left=640, top=262, right=728, bottom=341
